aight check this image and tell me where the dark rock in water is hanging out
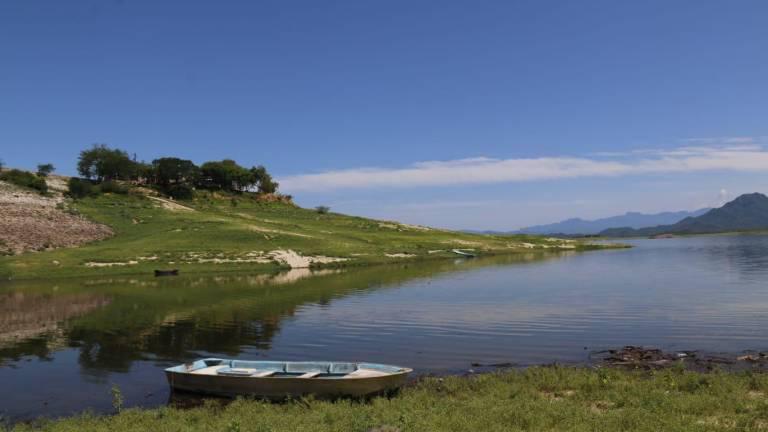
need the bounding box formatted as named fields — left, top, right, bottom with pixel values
left=594, top=346, right=768, bottom=371
left=470, top=361, right=516, bottom=368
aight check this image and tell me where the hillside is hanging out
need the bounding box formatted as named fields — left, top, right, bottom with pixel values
left=600, top=193, right=768, bottom=237
left=0, top=180, right=608, bottom=279
left=514, top=208, right=709, bottom=235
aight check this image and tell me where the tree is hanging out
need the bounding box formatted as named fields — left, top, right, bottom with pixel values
left=36, top=163, right=55, bottom=177
left=77, top=144, right=136, bottom=181
left=0, top=159, right=4, bottom=171
left=152, top=157, right=199, bottom=188
left=250, top=165, right=279, bottom=194
left=198, top=159, right=253, bottom=192
left=134, top=161, right=154, bottom=184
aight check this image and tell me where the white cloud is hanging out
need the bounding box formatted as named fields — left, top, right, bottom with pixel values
left=278, top=142, right=768, bottom=192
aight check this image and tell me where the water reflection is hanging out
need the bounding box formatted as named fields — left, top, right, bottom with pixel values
left=0, top=292, right=111, bottom=364
left=0, top=252, right=557, bottom=374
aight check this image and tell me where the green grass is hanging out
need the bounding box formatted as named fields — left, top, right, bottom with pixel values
left=13, top=367, right=768, bottom=431
left=0, top=191, right=617, bottom=279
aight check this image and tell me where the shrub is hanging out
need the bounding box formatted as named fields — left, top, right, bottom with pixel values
left=0, top=169, right=47, bottom=193
left=98, top=180, right=129, bottom=194
left=165, top=184, right=194, bottom=200
left=315, top=205, right=330, bottom=214
left=36, top=163, right=55, bottom=177
left=67, top=178, right=96, bottom=198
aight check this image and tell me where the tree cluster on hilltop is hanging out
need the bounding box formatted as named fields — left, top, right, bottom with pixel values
left=72, top=144, right=279, bottom=199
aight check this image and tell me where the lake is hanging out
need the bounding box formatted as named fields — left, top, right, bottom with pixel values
left=2, top=234, right=768, bottom=421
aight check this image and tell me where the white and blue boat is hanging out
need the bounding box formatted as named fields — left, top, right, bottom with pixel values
left=166, top=358, right=412, bottom=398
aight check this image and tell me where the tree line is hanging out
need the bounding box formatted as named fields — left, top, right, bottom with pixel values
left=70, top=144, right=278, bottom=199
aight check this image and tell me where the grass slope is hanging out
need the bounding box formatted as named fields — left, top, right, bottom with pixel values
left=0, top=191, right=605, bottom=279
left=13, top=367, right=768, bottom=431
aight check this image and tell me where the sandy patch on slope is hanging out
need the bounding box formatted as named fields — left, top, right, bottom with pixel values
left=147, top=196, right=195, bottom=212
left=378, top=222, right=432, bottom=231
left=84, top=261, right=138, bottom=267
left=443, top=239, right=484, bottom=247
left=246, top=224, right=314, bottom=238
left=269, top=250, right=348, bottom=268
left=177, top=250, right=348, bottom=268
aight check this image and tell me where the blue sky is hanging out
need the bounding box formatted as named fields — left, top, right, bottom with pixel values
left=2, top=0, right=767, bottom=229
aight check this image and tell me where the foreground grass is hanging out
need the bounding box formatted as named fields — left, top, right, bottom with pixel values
left=0, top=191, right=615, bottom=279
left=14, top=367, right=768, bottom=432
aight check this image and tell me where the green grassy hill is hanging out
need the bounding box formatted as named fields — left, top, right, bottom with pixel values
left=0, top=187, right=609, bottom=279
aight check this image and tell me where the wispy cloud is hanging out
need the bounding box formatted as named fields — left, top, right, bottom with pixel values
left=279, top=139, right=768, bottom=192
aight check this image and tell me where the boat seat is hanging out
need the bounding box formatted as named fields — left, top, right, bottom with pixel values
left=329, top=363, right=358, bottom=374
left=252, top=371, right=277, bottom=378
left=344, top=369, right=390, bottom=378
left=217, top=367, right=256, bottom=376
left=298, top=372, right=321, bottom=378
left=285, top=362, right=330, bottom=375
left=231, top=361, right=285, bottom=372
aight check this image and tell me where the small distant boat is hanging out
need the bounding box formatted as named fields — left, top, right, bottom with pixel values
left=451, top=249, right=477, bottom=258
left=166, top=358, right=412, bottom=398
left=650, top=233, right=676, bottom=239
left=154, top=269, right=179, bottom=277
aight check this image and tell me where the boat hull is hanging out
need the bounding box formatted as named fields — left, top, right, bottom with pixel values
left=165, top=360, right=411, bottom=398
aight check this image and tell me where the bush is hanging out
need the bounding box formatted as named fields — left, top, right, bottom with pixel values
left=0, top=169, right=47, bottom=193
left=315, top=205, right=330, bottom=214
left=36, top=163, right=55, bottom=177
left=164, top=184, right=194, bottom=200
left=98, top=180, right=129, bottom=194
left=67, top=178, right=96, bottom=198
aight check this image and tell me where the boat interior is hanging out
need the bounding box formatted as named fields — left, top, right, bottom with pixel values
left=168, top=358, right=406, bottom=379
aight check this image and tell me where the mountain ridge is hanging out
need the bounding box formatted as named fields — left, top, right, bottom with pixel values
left=600, top=193, right=768, bottom=237
left=511, top=208, right=710, bottom=235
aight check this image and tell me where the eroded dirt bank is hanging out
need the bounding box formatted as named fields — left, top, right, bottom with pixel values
left=0, top=179, right=113, bottom=255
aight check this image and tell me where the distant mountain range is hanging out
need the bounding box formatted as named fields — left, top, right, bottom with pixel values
left=601, top=193, right=768, bottom=237
left=514, top=208, right=710, bottom=235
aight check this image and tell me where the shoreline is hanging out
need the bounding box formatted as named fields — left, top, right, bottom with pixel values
left=0, top=243, right=623, bottom=282
left=8, top=360, right=768, bottom=431
left=6, top=346, right=768, bottom=428
left=0, top=188, right=627, bottom=280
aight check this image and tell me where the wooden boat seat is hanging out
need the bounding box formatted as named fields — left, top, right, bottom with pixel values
left=344, top=369, right=390, bottom=378
left=215, top=367, right=279, bottom=377
left=191, top=365, right=227, bottom=375
left=298, top=372, right=321, bottom=378
left=218, top=368, right=256, bottom=376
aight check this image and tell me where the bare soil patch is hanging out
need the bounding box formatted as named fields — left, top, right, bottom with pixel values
left=0, top=181, right=113, bottom=255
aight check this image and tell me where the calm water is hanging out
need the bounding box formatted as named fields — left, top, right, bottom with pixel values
left=2, top=234, right=768, bottom=420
